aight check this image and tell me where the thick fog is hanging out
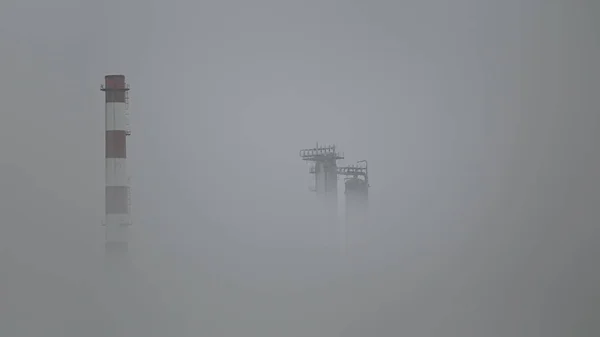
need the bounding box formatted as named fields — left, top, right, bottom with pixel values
left=0, top=0, right=599, bottom=336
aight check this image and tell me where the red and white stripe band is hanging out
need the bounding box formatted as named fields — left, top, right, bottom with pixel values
left=102, top=75, right=131, bottom=247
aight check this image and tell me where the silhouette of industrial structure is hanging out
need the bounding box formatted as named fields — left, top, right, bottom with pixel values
left=300, top=143, right=344, bottom=217
left=300, top=143, right=369, bottom=253
left=101, top=74, right=132, bottom=258
left=338, top=161, right=369, bottom=250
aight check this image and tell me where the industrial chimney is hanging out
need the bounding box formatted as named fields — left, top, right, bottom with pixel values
left=101, top=75, right=132, bottom=255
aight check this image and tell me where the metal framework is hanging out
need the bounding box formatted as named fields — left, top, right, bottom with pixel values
left=338, top=160, right=369, bottom=191
left=338, top=166, right=368, bottom=183
left=299, top=144, right=344, bottom=162
left=300, top=143, right=344, bottom=214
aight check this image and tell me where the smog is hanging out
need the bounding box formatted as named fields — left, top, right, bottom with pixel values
left=0, top=0, right=599, bottom=336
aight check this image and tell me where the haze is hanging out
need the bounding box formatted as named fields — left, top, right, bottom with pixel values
left=0, top=0, right=599, bottom=336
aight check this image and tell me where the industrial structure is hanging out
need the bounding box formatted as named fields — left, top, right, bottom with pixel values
left=338, top=160, right=369, bottom=220
left=101, top=74, right=132, bottom=256
left=300, top=143, right=345, bottom=253
left=300, top=143, right=370, bottom=253
left=300, top=143, right=344, bottom=215
left=338, top=161, right=369, bottom=248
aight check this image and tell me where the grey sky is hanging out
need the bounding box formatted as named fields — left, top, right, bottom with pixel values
left=0, top=0, right=599, bottom=336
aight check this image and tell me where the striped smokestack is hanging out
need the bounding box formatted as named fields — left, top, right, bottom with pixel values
left=101, top=75, right=131, bottom=254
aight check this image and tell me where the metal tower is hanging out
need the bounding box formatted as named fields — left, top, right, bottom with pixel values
left=338, top=160, right=369, bottom=251
left=300, top=143, right=344, bottom=209
left=300, top=143, right=344, bottom=221
left=101, top=75, right=132, bottom=257
left=300, top=143, right=344, bottom=194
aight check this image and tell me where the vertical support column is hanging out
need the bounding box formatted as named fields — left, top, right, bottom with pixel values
left=324, top=159, right=338, bottom=217
left=315, top=162, right=326, bottom=196
left=300, top=145, right=344, bottom=251
left=314, top=159, right=338, bottom=217
left=102, top=75, right=131, bottom=254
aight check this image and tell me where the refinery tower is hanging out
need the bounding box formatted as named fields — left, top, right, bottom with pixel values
left=300, top=143, right=344, bottom=218
left=338, top=161, right=369, bottom=250
left=101, top=75, right=132, bottom=257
